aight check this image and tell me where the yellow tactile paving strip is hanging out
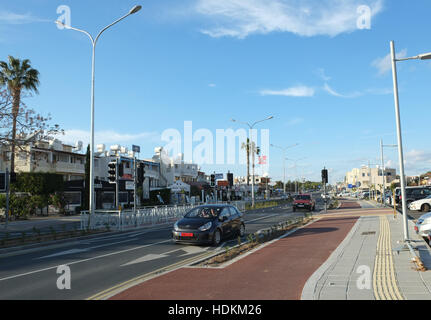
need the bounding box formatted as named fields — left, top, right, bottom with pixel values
left=373, top=215, right=404, bottom=300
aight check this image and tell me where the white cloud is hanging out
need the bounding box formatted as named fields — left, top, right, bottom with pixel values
left=62, top=129, right=162, bottom=150
left=385, top=160, right=395, bottom=168
left=371, top=49, right=407, bottom=75
left=317, top=68, right=331, bottom=81
left=0, top=11, right=48, bottom=24
left=195, top=0, right=384, bottom=39
left=323, top=83, right=362, bottom=98
left=208, top=83, right=216, bottom=87
left=385, top=150, right=431, bottom=175
left=405, top=149, right=431, bottom=165
left=260, top=86, right=315, bottom=97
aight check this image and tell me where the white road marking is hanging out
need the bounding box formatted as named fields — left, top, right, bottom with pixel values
left=0, top=239, right=172, bottom=282
left=179, top=245, right=210, bottom=257
left=121, top=253, right=170, bottom=266
left=35, top=237, right=140, bottom=260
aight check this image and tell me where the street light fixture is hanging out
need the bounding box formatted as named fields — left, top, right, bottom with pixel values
left=286, top=157, right=307, bottom=194
left=390, top=40, right=430, bottom=242
left=55, top=6, right=142, bottom=225
left=231, top=116, right=274, bottom=207
left=270, top=143, right=299, bottom=196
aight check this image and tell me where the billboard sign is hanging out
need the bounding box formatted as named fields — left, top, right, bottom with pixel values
left=132, top=145, right=140, bottom=153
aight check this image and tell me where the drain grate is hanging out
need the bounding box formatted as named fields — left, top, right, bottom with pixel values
left=361, top=231, right=376, bottom=235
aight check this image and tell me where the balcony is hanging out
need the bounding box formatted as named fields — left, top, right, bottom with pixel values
left=31, top=161, right=85, bottom=174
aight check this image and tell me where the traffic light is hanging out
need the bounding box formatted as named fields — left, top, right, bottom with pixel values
left=137, top=163, right=145, bottom=185
left=108, top=161, right=117, bottom=184
left=210, top=174, right=215, bottom=187
left=322, top=168, right=328, bottom=184
left=227, top=172, right=234, bottom=187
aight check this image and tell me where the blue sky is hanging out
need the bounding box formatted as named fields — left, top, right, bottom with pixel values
left=1, top=0, right=431, bottom=184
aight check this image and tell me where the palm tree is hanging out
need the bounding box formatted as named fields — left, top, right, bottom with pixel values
left=241, top=138, right=251, bottom=186
left=241, top=139, right=261, bottom=186
left=0, top=56, right=40, bottom=173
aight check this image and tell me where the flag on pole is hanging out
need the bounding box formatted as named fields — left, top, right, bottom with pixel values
left=258, top=156, right=267, bottom=165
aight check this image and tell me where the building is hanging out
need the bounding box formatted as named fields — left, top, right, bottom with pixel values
left=1, top=137, right=86, bottom=181
left=234, top=175, right=269, bottom=186
left=345, top=165, right=396, bottom=191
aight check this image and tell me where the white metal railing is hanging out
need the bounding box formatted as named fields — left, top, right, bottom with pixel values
left=80, top=198, right=287, bottom=231
left=80, top=204, right=200, bottom=231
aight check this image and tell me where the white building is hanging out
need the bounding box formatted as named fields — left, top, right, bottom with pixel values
left=1, top=137, right=86, bottom=181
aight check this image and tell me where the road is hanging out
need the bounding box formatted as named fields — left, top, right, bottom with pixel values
left=0, top=198, right=325, bottom=300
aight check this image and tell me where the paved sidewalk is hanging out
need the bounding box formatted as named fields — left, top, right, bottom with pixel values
left=303, top=200, right=431, bottom=300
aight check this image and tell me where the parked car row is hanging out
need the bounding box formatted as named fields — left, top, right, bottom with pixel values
left=395, top=186, right=431, bottom=207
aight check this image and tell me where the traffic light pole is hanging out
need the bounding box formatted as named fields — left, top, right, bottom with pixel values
left=324, top=182, right=327, bottom=214
left=134, top=157, right=137, bottom=213
left=115, top=158, right=119, bottom=209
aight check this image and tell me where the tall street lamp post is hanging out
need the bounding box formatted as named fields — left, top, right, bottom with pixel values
left=55, top=6, right=142, bottom=225
left=270, top=143, right=299, bottom=197
left=231, top=116, right=274, bottom=208
left=390, top=40, right=431, bottom=241
left=286, top=157, right=307, bottom=194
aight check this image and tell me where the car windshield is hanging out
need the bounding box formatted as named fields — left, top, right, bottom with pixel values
left=426, top=195, right=431, bottom=199
left=185, top=206, right=222, bottom=219
left=295, top=195, right=311, bottom=200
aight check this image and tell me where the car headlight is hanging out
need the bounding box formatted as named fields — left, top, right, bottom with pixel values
left=174, top=222, right=180, bottom=231
left=198, top=222, right=212, bottom=232
left=417, top=219, right=424, bottom=225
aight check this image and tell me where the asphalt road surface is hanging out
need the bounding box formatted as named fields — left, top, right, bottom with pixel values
left=0, top=198, right=325, bottom=300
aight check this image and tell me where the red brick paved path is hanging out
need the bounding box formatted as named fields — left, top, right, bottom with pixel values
left=339, top=201, right=362, bottom=209
left=111, top=216, right=358, bottom=300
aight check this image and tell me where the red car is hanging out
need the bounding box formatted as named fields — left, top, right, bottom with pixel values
left=293, top=194, right=316, bottom=212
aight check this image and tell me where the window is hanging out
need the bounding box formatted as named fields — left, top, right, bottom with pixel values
left=64, top=192, right=81, bottom=206
left=229, top=206, right=239, bottom=216
left=220, top=207, right=231, bottom=218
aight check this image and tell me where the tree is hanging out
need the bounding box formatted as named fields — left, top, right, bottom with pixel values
left=0, top=56, right=42, bottom=173
left=241, top=138, right=251, bottom=186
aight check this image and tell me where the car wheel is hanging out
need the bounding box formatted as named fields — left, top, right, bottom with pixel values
left=422, top=204, right=431, bottom=213
left=238, top=224, right=245, bottom=237
left=212, top=229, right=221, bottom=246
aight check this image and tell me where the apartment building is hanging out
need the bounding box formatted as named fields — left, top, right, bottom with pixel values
left=345, top=165, right=396, bottom=191
left=2, top=138, right=86, bottom=181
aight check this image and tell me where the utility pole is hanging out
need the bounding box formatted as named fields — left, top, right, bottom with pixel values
left=115, top=157, right=119, bottom=209
left=133, top=156, right=137, bottom=213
